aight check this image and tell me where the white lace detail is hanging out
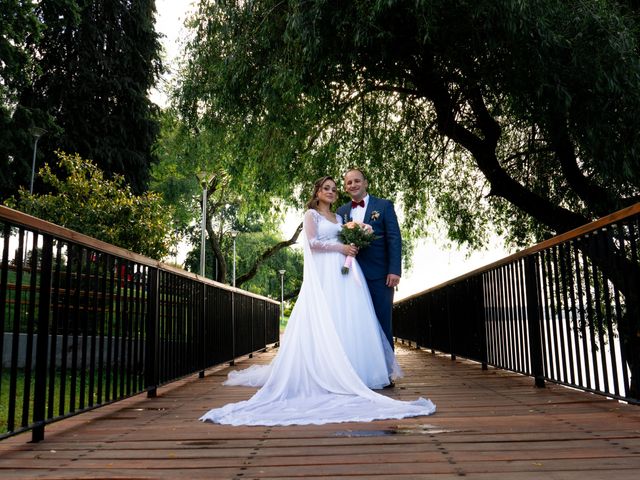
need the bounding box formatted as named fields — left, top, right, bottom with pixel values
left=304, top=209, right=345, bottom=253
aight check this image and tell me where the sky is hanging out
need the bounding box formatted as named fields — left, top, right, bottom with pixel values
left=152, top=1, right=513, bottom=300
left=150, top=1, right=194, bottom=108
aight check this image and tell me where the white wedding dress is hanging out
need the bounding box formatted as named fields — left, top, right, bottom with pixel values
left=200, top=209, right=436, bottom=426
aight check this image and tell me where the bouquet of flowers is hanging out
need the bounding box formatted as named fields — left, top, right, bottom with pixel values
left=337, top=221, right=378, bottom=274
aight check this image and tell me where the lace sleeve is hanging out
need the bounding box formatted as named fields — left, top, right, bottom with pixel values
left=304, top=210, right=345, bottom=253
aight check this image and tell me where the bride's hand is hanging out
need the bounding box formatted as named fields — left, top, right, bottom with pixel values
left=343, top=244, right=358, bottom=256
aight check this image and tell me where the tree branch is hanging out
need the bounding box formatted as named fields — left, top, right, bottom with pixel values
left=235, top=221, right=303, bottom=286
left=548, top=109, right=621, bottom=217
left=419, top=69, right=588, bottom=233
left=205, top=209, right=226, bottom=283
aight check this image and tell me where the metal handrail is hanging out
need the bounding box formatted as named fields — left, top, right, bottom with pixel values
left=0, top=206, right=280, bottom=442
left=394, top=203, right=640, bottom=404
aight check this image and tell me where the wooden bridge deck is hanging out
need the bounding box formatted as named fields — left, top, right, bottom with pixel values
left=1, top=344, right=639, bottom=479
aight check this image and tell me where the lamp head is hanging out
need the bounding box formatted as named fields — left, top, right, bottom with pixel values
left=30, top=127, right=46, bottom=139
left=230, top=230, right=239, bottom=239
left=278, top=269, right=286, bottom=276
left=196, top=171, right=214, bottom=187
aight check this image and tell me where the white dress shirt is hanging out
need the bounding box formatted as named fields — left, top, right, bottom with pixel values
left=350, top=194, right=369, bottom=223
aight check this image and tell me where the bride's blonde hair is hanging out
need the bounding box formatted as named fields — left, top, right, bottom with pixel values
left=305, top=176, right=335, bottom=210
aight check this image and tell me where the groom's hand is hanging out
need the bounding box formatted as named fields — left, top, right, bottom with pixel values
left=386, top=274, right=400, bottom=288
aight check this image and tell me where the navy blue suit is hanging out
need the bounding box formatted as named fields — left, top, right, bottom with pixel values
left=337, top=196, right=401, bottom=348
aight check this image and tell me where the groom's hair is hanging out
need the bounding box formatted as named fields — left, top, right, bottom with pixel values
left=343, top=167, right=368, bottom=181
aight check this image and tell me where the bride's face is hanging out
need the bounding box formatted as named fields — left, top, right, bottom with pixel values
left=317, top=180, right=337, bottom=205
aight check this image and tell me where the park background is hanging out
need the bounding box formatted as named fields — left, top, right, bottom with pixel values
left=152, top=0, right=512, bottom=302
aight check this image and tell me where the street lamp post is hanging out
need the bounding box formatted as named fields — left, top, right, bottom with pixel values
left=25, top=127, right=46, bottom=266
left=29, top=127, right=46, bottom=194
left=196, top=171, right=213, bottom=380
left=196, top=171, right=214, bottom=277
left=229, top=229, right=239, bottom=366
left=278, top=269, right=286, bottom=326
left=230, top=230, right=239, bottom=287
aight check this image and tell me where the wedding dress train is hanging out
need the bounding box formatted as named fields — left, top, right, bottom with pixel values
left=200, top=209, right=435, bottom=426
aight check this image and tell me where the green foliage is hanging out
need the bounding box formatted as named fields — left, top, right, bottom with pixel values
left=0, top=1, right=42, bottom=110
left=6, top=151, right=175, bottom=259
left=1, top=0, right=163, bottom=199
left=0, top=368, right=140, bottom=434
left=177, top=0, right=640, bottom=251
left=0, top=0, right=42, bottom=195
left=152, top=108, right=300, bottom=285
left=184, top=230, right=303, bottom=300
left=238, top=233, right=302, bottom=301
left=151, top=109, right=280, bottom=237
left=150, top=110, right=204, bottom=238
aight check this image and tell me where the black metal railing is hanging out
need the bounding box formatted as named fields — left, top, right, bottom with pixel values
left=395, top=203, right=640, bottom=404
left=0, top=206, right=280, bottom=441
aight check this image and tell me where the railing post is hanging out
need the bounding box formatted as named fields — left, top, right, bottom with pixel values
left=31, top=235, right=53, bottom=442
left=248, top=298, right=254, bottom=358
left=525, top=255, right=545, bottom=388
left=263, top=299, right=267, bottom=351
left=145, top=268, right=160, bottom=398
left=427, top=297, right=434, bottom=354
left=447, top=287, right=456, bottom=361
left=476, top=276, right=488, bottom=370
left=0, top=223, right=9, bottom=370
left=229, top=290, right=236, bottom=366
left=199, top=282, right=206, bottom=378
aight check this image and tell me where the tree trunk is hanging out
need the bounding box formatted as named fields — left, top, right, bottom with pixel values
left=419, top=70, right=640, bottom=399
left=205, top=218, right=226, bottom=283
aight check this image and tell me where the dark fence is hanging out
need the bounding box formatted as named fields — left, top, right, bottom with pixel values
left=0, top=206, right=280, bottom=442
left=394, top=203, right=640, bottom=405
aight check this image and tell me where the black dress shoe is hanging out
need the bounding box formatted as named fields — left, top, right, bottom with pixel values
left=383, top=380, right=395, bottom=389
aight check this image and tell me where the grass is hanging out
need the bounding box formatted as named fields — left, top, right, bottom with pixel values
left=0, top=368, right=143, bottom=435
left=279, top=315, right=289, bottom=332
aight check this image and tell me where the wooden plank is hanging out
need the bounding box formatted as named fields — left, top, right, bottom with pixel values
left=0, top=345, right=639, bottom=479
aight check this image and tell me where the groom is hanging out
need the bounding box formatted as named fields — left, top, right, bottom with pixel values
left=337, top=168, right=402, bottom=359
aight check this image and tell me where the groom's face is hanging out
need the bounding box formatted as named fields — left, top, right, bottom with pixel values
left=344, top=170, right=368, bottom=201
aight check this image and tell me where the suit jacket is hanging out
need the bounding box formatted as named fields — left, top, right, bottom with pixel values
left=337, top=196, right=402, bottom=280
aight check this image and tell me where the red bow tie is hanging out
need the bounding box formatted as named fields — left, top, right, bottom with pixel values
left=351, top=200, right=365, bottom=208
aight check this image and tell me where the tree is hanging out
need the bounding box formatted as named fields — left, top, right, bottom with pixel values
left=177, top=1, right=640, bottom=394
left=179, top=0, right=640, bottom=237
left=151, top=109, right=303, bottom=286
left=183, top=230, right=303, bottom=299
left=0, top=0, right=42, bottom=195
left=6, top=151, right=175, bottom=259
left=2, top=0, right=163, bottom=199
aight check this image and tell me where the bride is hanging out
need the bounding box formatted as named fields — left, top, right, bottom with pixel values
left=200, top=176, right=436, bottom=426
